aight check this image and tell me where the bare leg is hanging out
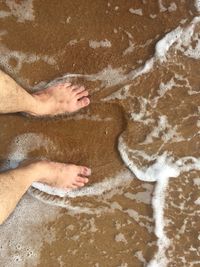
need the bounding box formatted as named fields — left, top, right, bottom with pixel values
left=0, top=161, right=91, bottom=225
left=0, top=70, right=92, bottom=224
left=0, top=69, right=90, bottom=115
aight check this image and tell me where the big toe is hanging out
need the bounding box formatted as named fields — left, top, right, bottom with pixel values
left=78, top=97, right=90, bottom=109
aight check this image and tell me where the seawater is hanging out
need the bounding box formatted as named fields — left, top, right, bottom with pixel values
left=0, top=1, right=200, bottom=266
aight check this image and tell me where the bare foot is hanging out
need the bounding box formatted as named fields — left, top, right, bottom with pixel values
left=31, top=161, right=91, bottom=190
left=31, top=82, right=90, bottom=116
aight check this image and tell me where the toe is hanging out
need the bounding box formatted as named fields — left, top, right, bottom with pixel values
left=77, top=176, right=89, bottom=183
left=78, top=97, right=90, bottom=108
left=73, top=86, right=85, bottom=95
left=77, top=90, right=89, bottom=100
left=69, top=85, right=79, bottom=92
left=64, top=82, right=71, bottom=88
left=78, top=166, right=91, bottom=176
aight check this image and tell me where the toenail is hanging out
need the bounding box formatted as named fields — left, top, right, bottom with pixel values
left=84, top=98, right=90, bottom=104
left=85, top=168, right=91, bottom=175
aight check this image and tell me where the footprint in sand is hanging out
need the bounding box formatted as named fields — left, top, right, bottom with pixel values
left=0, top=102, right=130, bottom=201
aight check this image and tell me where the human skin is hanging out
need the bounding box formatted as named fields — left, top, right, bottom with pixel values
left=0, top=69, right=91, bottom=224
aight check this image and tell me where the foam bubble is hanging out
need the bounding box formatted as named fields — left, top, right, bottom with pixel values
left=168, top=2, right=177, bottom=12
left=124, top=183, right=153, bottom=204
left=0, top=44, right=56, bottom=81
left=103, top=84, right=131, bottom=101
left=158, top=0, right=167, bottom=12
left=0, top=11, right=10, bottom=19
left=4, top=133, right=55, bottom=170
left=193, top=178, right=200, bottom=186
left=155, top=26, right=183, bottom=61
left=194, top=197, right=200, bottom=205
left=129, top=8, right=143, bottom=16
left=134, top=251, right=147, bottom=265
left=0, top=194, right=61, bottom=267
left=5, top=0, right=35, bottom=23
left=118, top=138, right=180, bottom=182
left=89, top=39, right=112, bottom=49
left=195, top=0, right=200, bottom=12
left=142, top=116, right=183, bottom=144
left=174, top=17, right=200, bottom=59
left=115, top=233, right=127, bottom=244
left=123, top=40, right=135, bottom=56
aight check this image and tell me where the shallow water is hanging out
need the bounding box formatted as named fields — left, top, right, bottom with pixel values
left=0, top=0, right=200, bottom=266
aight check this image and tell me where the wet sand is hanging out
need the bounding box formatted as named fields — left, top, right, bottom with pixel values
left=0, top=1, right=200, bottom=266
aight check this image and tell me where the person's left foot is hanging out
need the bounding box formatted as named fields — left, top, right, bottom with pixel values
left=25, top=161, right=91, bottom=190
left=31, top=82, right=90, bottom=116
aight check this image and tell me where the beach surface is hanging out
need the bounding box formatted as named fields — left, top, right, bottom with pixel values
left=0, top=1, right=200, bottom=266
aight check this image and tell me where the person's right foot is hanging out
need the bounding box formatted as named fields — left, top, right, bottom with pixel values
left=31, top=82, right=90, bottom=116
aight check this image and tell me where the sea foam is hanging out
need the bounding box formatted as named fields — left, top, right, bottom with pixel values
left=117, top=15, right=200, bottom=266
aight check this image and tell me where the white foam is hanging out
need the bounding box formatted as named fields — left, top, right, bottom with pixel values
left=172, top=16, right=200, bottom=59
left=134, top=251, right=147, bottom=265
left=124, top=184, right=153, bottom=204
left=168, top=2, right=177, bottom=12
left=32, top=169, right=133, bottom=198
left=194, top=197, right=200, bottom=205
left=117, top=263, right=128, bottom=267
left=195, top=0, right=200, bottom=12
left=4, top=133, right=55, bottom=170
left=0, top=10, right=10, bottom=19
left=142, top=116, right=183, bottom=144
left=89, top=39, right=112, bottom=49
left=0, top=194, right=60, bottom=267
left=68, top=39, right=79, bottom=46
left=5, top=0, right=35, bottom=23
left=129, top=8, right=143, bottom=16
left=32, top=65, right=127, bottom=92
left=66, top=16, right=71, bottom=23
left=0, top=44, right=56, bottom=80
left=69, top=113, right=112, bottom=122
left=125, top=209, right=153, bottom=233
left=130, top=97, right=153, bottom=124
left=158, top=0, right=167, bottom=12
left=115, top=233, right=127, bottom=244
left=147, top=177, right=170, bottom=267
left=123, top=40, right=135, bottom=56
left=150, top=14, right=157, bottom=19
left=118, top=138, right=180, bottom=182
left=155, top=26, right=183, bottom=61
left=87, top=65, right=126, bottom=87
left=103, top=84, right=131, bottom=101
left=182, top=36, right=200, bottom=59
left=151, top=77, right=177, bottom=107
left=118, top=134, right=200, bottom=266
left=193, top=177, right=200, bottom=186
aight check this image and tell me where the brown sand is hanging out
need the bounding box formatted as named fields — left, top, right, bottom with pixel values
left=0, top=0, right=200, bottom=266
